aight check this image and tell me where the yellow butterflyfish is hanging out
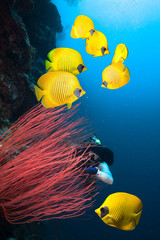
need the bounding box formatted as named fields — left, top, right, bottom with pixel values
left=45, top=48, right=87, bottom=75
left=71, top=15, right=95, bottom=39
left=34, top=71, right=85, bottom=109
left=112, top=44, right=128, bottom=64
left=85, top=30, right=109, bottom=57
left=95, top=192, right=143, bottom=231
left=102, top=63, right=130, bottom=89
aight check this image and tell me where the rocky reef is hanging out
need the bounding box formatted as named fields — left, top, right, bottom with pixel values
left=0, top=0, right=63, bottom=135
left=0, top=1, right=63, bottom=239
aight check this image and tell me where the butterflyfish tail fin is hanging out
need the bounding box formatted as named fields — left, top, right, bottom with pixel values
left=34, top=85, right=44, bottom=102
left=71, top=25, right=79, bottom=38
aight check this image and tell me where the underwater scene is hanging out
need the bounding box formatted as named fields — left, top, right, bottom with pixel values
left=0, top=0, right=160, bottom=239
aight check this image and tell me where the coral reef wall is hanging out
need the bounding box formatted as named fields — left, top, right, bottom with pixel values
left=0, top=0, right=63, bottom=135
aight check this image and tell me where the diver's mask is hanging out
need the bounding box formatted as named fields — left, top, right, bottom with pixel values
left=90, top=136, right=102, bottom=145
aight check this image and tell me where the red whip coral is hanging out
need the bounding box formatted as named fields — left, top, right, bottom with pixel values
left=0, top=104, right=95, bottom=224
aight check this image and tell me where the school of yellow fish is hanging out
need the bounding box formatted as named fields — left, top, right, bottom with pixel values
left=35, top=15, right=131, bottom=109
left=34, top=15, right=142, bottom=231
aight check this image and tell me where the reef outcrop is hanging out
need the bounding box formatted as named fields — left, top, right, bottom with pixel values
left=0, top=0, right=63, bottom=135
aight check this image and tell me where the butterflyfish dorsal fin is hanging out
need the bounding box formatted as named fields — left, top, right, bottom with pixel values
left=112, top=63, right=125, bottom=72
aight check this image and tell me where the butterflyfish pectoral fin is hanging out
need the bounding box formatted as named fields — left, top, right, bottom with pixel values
left=67, top=102, right=72, bottom=109
left=41, top=96, right=56, bottom=108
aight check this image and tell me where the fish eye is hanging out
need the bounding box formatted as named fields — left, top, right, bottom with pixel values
left=102, top=81, right=107, bottom=88
left=100, top=206, right=109, bottom=218
left=101, top=207, right=105, bottom=213
left=101, top=47, right=106, bottom=55
left=74, top=88, right=82, bottom=98
left=77, top=64, right=84, bottom=73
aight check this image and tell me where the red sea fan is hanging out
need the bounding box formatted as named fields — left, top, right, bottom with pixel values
left=0, top=104, right=95, bottom=224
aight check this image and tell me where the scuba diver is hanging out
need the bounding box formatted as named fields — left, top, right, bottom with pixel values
left=80, top=135, right=114, bottom=185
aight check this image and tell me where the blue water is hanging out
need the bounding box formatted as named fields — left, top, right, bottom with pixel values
left=47, top=1, right=160, bottom=239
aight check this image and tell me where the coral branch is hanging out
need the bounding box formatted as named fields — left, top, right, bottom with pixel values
left=0, top=104, right=95, bottom=224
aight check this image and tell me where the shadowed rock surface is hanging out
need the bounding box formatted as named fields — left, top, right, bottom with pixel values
left=0, top=0, right=63, bottom=135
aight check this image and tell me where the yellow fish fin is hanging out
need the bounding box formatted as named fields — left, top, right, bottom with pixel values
left=71, top=25, right=78, bottom=38
left=45, top=59, right=52, bottom=71
left=37, top=73, right=52, bottom=91
left=93, top=52, right=100, bottom=57
left=120, top=220, right=136, bottom=231
left=47, top=49, right=56, bottom=62
left=92, top=49, right=103, bottom=57
left=82, top=31, right=91, bottom=39
left=123, top=74, right=130, bottom=85
left=41, top=95, right=56, bottom=109
left=34, top=85, right=44, bottom=101
left=67, top=102, right=72, bottom=109
left=134, top=209, right=142, bottom=225
left=124, top=66, right=130, bottom=77
left=112, top=63, right=125, bottom=72
left=85, top=38, right=89, bottom=45
left=118, top=57, right=124, bottom=63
